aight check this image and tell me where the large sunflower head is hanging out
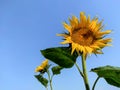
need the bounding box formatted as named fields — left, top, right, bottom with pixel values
left=58, top=12, right=112, bottom=56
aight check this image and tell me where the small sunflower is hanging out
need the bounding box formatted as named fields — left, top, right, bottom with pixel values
left=35, top=59, right=48, bottom=72
left=58, top=12, right=112, bottom=55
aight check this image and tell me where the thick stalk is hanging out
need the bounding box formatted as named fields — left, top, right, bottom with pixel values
left=92, top=77, right=100, bottom=90
left=82, top=54, right=90, bottom=90
left=47, top=70, right=53, bottom=90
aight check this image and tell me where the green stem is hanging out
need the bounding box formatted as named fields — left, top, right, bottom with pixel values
left=50, top=75, right=54, bottom=90
left=46, top=87, right=48, bottom=90
left=92, top=77, right=100, bottom=90
left=81, top=54, right=90, bottom=90
left=75, top=62, right=84, bottom=78
left=47, top=70, right=53, bottom=90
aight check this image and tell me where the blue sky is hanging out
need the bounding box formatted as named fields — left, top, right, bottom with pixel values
left=0, top=0, right=120, bottom=90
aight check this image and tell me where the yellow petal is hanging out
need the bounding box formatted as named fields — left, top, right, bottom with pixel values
left=94, top=41, right=106, bottom=47
left=71, top=43, right=76, bottom=55
left=41, top=59, right=48, bottom=68
left=69, top=18, right=76, bottom=28
left=96, top=29, right=111, bottom=38
left=85, top=46, right=93, bottom=54
left=102, top=30, right=111, bottom=35
left=60, top=36, right=71, bottom=44
left=106, top=44, right=112, bottom=46
left=96, top=20, right=103, bottom=31
left=76, top=48, right=80, bottom=55
left=72, top=16, right=79, bottom=26
left=77, top=45, right=86, bottom=55
left=89, top=18, right=98, bottom=32
left=100, top=38, right=112, bottom=43
left=60, top=40, right=69, bottom=45
left=94, top=21, right=103, bottom=32
left=80, top=12, right=87, bottom=23
left=63, top=22, right=72, bottom=33
left=57, top=34, right=69, bottom=38
left=90, top=45, right=101, bottom=49
left=80, top=12, right=87, bottom=27
left=87, top=15, right=91, bottom=24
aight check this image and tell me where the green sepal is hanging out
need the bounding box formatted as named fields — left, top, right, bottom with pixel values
left=34, top=74, right=48, bottom=87
left=91, top=65, right=120, bottom=88
left=52, top=66, right=63, bottom=75
left=41, top=47, right=78, bottom=68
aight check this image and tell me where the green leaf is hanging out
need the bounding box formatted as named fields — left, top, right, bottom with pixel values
left=34, top=74, right=48, bottom=87
left=52, top=66, right=63, bottom=75
left=41, top=47, right=78, bottom=68
left=91, top=65, right=120, bottom=88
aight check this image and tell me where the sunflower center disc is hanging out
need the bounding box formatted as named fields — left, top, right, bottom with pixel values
left=71, top=28, right=94, bottom=46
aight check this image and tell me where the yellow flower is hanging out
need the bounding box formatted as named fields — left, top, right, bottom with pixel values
left=35, top=59, right=48, bottom=72
left=58, top=12, right=112, bottom=55
left=35, top=66, right=44, bottom=72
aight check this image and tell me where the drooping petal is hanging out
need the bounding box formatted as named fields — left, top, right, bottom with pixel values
left=78, top=45, right=86, bottom=54
left=71, top=43, right=77, bottom=54
left=85, top=46, right=93, bottom=54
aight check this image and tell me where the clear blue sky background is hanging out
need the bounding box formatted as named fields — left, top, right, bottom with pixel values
left=0, top=0, right=120, bottom=90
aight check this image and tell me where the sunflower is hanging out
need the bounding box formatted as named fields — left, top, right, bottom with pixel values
left=35, top=59, right=48, bottom=72
left=58, top=12, right=112, bottom=56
